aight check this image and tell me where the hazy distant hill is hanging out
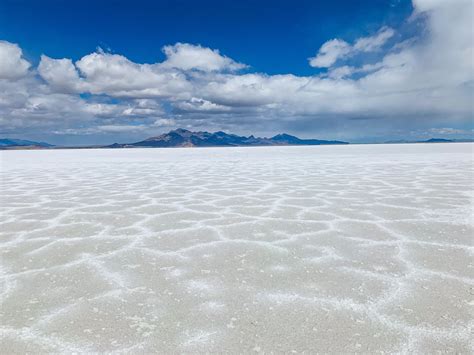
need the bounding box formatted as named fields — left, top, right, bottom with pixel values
left=108, top=128, right=349, bottom=148
left=423, top=138, right=453, bottom=143
left=0, top=138, right=54, bottom=149
left=384, top=138, right=473, bottom=144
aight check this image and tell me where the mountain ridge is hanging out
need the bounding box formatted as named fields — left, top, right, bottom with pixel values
left=2, top=131, right=472, bottom=150
left=108, top=128, right=349, bottom=148
left=0, top=138, right=54, bottom=149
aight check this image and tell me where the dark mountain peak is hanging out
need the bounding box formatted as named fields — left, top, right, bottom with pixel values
left=272, top=133, right=297, bottom=140
left=424, top=138, right=453, bottom=143
left=171, top=128, right=192, bottom=135
left=145, top=128, right=192, bottom=142
left=271, top=133, right=300, bottom=142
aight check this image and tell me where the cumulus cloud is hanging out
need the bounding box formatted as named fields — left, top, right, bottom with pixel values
left=37, top=44, right=248, bottom=100
left=161, top=43, right=247, bottom=72
left=1, top=0, right=472, bottom=143
left=308, top=39, right=351, bottom=68
left=309, top=27, right=395, bottom=68
left=38, top=55, right=83, bottom=92
left=0, top=41, right=31, bottom=79
left=39, top=51, right=192, bottom=98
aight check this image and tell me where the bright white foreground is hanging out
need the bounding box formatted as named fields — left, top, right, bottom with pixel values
left=1, top=143, right=473, bottom=353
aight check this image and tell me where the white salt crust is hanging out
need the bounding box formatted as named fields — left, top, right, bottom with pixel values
left=1, top=143, right=473, bottom=353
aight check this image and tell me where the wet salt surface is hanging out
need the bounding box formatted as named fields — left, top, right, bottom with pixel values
left=1, top=143, right=473, bottom=353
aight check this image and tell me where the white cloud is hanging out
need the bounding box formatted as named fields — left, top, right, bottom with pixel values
left=161, top=43, right=247, bottom=72
left=0, top=41, right=31, bottom=79
left=327, top=66, right=355, bottom=79
left=38, top=55, right=83, bottom=92
left=39, top=51, right=193, bottom=98
left=84, top=103, right=123, bottom=117
left=97, top=124, right=148, bottom=133
left=175, top=97, right=232, bottom=113
left=153, top=118, right=176, bottom=127
left=309, top=27, right=395, bottom=68
left=354, top=27, right=395, bottom=52
left=0, top=72, right=165, bottom=137
left=412, top=0, right=449, bottom=12
left=309, top=39, right=351, bottom=68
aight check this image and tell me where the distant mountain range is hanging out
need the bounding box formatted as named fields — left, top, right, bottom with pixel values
left=107, top=129, right=348, bottom=148
left=1, top=130, right=472, bottom=150
left=0, top=138, right=54, bottom=149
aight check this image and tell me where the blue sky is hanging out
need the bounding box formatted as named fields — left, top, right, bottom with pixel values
left=0, top=0, right=414, bottom=75
left=0, top=0, right=472, bottom=144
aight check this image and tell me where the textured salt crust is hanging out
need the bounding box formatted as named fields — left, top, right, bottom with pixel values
left=1, top=143, right=473, bottom=353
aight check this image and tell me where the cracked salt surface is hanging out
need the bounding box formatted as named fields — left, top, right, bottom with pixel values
left=1, top=143, right=473, bottom=353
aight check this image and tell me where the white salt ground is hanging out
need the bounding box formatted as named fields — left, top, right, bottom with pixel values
left=0, top=143, right=473, bottom=353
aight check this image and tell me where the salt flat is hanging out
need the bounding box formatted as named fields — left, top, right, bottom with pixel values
left=1, top=143, right=473, bottom=353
